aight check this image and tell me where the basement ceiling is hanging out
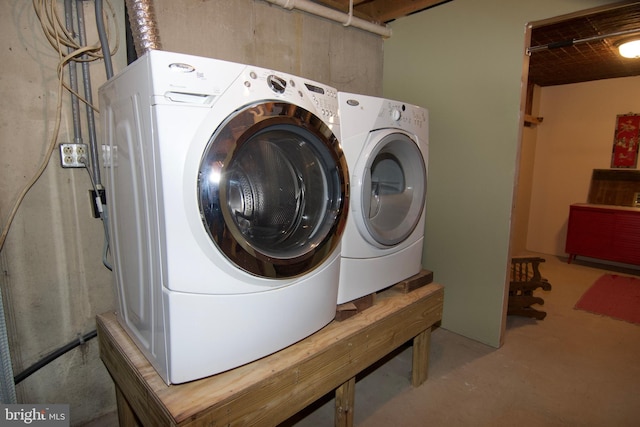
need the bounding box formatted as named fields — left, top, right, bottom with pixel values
left=528, top=2, right=640, bottom=87
left=312, top=1, right=640, bottom=87
left=311, top=0, right=451, bottom=23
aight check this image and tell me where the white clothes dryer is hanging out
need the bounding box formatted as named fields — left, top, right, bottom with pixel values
left=99, top=50, right=349, bottom=384
left=336, top=92, right=428, bottom=304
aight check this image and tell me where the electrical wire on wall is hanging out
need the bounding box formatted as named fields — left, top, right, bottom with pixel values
left=0, top=0, right=118, bottom=254
left=0, top=0, right=120, bottom=388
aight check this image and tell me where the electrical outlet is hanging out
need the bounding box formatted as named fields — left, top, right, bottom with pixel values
left=60, top=143, right=88, bottom=168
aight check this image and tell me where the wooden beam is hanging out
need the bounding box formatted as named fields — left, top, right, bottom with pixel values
left=312, top=0, right=450, bottom=23
left=310, top=0, right=378, bottom=22
left=356, top=0, right=451, bottom=22
left=524, top=114, right=543, bottom=126
left=411, top=328, right=431, bottom=386
left=335, top=377, right=356, bottom=426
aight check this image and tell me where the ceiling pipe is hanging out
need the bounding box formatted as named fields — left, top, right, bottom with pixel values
left=528, top=27, right=640, bottom=54
left=265, top=0, right=392, bottom=38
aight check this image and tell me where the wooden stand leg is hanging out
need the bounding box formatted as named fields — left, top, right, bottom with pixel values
left=115, top=386, right=140, bottom=427
left=335, top=376, right=356, bottom=427
left=411, top=327, right=431, bottom=387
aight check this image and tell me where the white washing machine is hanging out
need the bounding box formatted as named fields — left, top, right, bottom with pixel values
left=336, top=92, right=428, bottom=304
left=98, top=50, right=349, bottom=384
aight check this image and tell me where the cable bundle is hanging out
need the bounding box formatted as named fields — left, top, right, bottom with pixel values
left=0, top=1, right=118, bottom=253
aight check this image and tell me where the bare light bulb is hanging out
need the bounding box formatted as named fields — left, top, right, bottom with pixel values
left=618, top=39, right=640, bottom=58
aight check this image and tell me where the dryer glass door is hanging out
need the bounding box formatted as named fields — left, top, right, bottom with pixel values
left=362, top=133, right=426, bottom=247
left=198, top=101, right=348, bottom=278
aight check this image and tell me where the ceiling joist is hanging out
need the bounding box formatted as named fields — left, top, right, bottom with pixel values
left=312, top=0, right=451, bottom=23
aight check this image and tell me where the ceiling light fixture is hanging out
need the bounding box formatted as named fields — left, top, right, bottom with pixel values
left=618, top=39, right=640, bottom=58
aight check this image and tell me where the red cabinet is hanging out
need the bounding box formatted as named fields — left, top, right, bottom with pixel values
left=566, top=203, right=640, bottom=265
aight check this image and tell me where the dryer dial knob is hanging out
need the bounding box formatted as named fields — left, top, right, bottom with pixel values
left=267, top=75, right=287, bottom=94
left=391, top=108, right=402, bottom=121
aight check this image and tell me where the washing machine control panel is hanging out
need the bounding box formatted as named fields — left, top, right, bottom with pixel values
left=308, top=87, right=338, bottom=122
left=267, top=75, right=287, bottom=94
left=301, top=81, right=338, bottom=123
left=246, top=69, right=338, bottom=124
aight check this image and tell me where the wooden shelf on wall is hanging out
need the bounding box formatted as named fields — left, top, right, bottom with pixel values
left=524, top=114, right=543, bottom=126
left=524, top=83, right=543, bottom=127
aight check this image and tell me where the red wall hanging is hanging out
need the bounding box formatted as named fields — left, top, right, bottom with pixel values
left=611, top=113, right=640, bottom=168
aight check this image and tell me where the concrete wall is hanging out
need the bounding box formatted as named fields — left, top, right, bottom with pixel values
left=153, top=0, right=382, bottom=95
left=527, top=76, right=640, bottom=256
left=0, top=0, right=382, bottom=423
left=0, top=1, right=125, bottom=420
left=382, top=0, right=618, bottom=347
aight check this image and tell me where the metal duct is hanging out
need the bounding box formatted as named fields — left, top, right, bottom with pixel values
left=265, top=0, right=392, bottom=38
left=125, top=0, right=161, bottom=56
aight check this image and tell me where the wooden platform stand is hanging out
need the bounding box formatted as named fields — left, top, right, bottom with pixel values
left=97, top=270, right=443, bottom=427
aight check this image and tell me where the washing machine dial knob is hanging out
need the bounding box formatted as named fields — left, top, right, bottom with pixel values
left=267, top=75, right=287, bottom=94
left=391, top=108, right=402, bottom=121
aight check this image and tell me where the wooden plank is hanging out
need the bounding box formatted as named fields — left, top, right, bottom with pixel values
left=356, top=0, right=450, bottom=22
left=411, top=328, right=431, bottom=387
left=335, top=293, right=376, bottom=321
left=336, top=270, right=433, bottom=321
left=115, top=387, right=141, bottom=427
left=335, top=302, right=359, bottom=321
left=335, top=377, right=356, bottom=427
left=524, top=114, right=543, bottom=126
left=312, top=0, right=450, bottom=23
left=393, top=270, right=434, bottom=293
left=97, top=282, right=444, bottom=427
left=98, top=319, right=178, bottom=427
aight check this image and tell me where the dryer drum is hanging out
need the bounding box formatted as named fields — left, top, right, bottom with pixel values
left=198, top=102, right=347, bottom=278
left=362, top=133, right=426, bottom=247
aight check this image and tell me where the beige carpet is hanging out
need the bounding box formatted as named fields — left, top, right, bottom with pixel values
left=284, top=254, right=640, bottom=427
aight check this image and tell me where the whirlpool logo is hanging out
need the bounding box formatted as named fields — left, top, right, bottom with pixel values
left=0, top=404, right=69, bottom=426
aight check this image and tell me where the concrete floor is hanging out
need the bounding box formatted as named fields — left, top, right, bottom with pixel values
left=283, top=254, right=640, bottom=427
left=85, top=254, right=640, bottom=426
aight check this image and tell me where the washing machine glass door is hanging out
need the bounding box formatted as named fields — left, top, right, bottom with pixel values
left=198, top=101, right=348, bottom=278
left=361, top=132, right=426, bottom=247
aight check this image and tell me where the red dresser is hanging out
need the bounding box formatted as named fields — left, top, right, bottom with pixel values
left=565, top=203, right=640, bottom=265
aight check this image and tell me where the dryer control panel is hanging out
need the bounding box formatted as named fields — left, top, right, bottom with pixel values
left=378, top=100, right=428, bottom=134
left=338, top=92, right=429, bottom=144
